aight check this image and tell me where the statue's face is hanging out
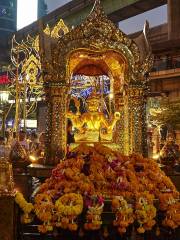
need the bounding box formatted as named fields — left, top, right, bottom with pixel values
left=87, top=99, right=99, bottom=112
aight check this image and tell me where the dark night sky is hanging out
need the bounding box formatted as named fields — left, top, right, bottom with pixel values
left=45, top=0, right=167, bottom=34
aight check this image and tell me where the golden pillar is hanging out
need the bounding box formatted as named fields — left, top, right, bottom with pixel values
left=44, top=83, right=67, bottom=165
left=113, top=93, right=126, bottom=154
left=128, top=87, right=148, bottom=156
left=124, top=95, right=130, bottom=155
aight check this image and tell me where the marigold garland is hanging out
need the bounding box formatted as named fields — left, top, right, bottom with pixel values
left=34, top=193, right=54, bottom=233
left=112, top=196, right=134, bottom=234
left=55, top=193, right=83, bottom=231
left=162, top=202, right=180, bottom=229
left=135, top=192, right=156, bottom=233
left=159, top=193, right=180, bottom=229
left=84, top=197, right=104, bottom=231
left=15, top=191, right=34, bottom=224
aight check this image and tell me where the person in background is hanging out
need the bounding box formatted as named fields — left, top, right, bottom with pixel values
left=6, top=128, right=13, bottom=146
left=9, top=131, right=28, bottom=163
left=0, top=136, right=5, bottom=158
left=37, top=132, right=46, bottom=163
left=160, top=136, right=180, bottom=168
left=28, top=132, right=45, bottom=164
left=19, top=130, right=29, bottom=151
left=29, top=132, right=39, bottom=154
left=0, top=136, right=10, bottom=158
left=39, top=132, right=45, bottom=150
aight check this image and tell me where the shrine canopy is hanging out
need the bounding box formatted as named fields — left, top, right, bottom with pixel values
left=41, top=0, right=153, bottom=86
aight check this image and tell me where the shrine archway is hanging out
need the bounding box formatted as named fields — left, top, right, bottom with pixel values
left=66, top=49, right=127, bottom=144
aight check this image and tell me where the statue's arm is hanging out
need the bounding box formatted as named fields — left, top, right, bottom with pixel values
left=101, top=115, right=110, bottom=129
left=67, top=112, right=85, bottom=129
left=107, top=112, right=120, bottom=131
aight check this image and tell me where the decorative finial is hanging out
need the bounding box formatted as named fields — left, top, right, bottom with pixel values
left=94, top=0, right=101, bottom=5
left=43, top=19, right=69, bottom=38
left=143, top=20, right=150, bottom=36
left=143, top=20, right=151, bottom=51
left=89, top=0, right=104, bottom=17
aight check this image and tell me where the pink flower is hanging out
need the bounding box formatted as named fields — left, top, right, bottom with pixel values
left=85, top=198, right=92, bottom=208
left=98, top=196, right=104, bottom=205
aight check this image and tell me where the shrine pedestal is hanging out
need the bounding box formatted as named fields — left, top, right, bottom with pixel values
left=69, top=143, right=121, bottom=152
left=0, top=196, right=17, bottom=240
left=27, top=164, right=53, bottom=178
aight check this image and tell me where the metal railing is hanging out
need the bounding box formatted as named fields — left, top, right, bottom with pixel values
left=151, top=55, right=180, bottom=72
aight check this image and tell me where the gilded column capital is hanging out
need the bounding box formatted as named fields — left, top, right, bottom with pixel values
left=44, top=82, right=68, bottom=102
left=43, top=81, right=68, bottom=88
left=128, top=87, right=144, bottom=98
left=114, top=93, right=124, bottom=107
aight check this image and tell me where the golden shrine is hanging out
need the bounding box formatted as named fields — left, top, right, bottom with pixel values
left=39, top=0, right=153, bottom=165
left=0, top=2, right=179, bottom=240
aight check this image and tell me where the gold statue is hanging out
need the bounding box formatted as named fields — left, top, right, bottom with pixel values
left=67, top=92, right=120, bottom=142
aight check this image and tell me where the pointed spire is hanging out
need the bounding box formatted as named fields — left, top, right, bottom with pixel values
left=143, top=20, right=151, bottom=51
left=143, top=20, right=150, bottom=36
left=88, top=0, right=105, bottom=19
left=92, top=0, right=101, bottom=11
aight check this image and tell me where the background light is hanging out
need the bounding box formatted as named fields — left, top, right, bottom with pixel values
left=0, top=91, right=9, bottom=103
left=153, top=154, right=159, bottom=160
left=17, top=0, right=38, bottom=30
left=29, top=155, right=37, bottom=162
left=20, top=119, right=37, bottom=128
left=109, top=93, right=114, bottom=99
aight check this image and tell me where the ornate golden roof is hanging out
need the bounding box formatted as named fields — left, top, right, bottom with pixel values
left=41, top=0, right=153, bottom=84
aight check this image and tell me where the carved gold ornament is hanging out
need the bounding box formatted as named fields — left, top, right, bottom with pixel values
left=44, top=19, right=69, bottom=38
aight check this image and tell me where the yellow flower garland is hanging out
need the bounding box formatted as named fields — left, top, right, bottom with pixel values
left=135, top=192, right=156, bottom=233
left=34, top=193, right=55, bottom=233
left=34, top=194, right=54, bottom=220
left=84, top=202, right=104, bottom=230
left=55, top=193, right=83, bottom=216
left=55, top=193, right=83, bottom=231
left=15, top=191, right=34, bottom=223
left=112, top=196, right=134, bottom=234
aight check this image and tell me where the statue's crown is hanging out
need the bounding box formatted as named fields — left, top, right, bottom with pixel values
left=86, top=91, right=100, bottom=103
